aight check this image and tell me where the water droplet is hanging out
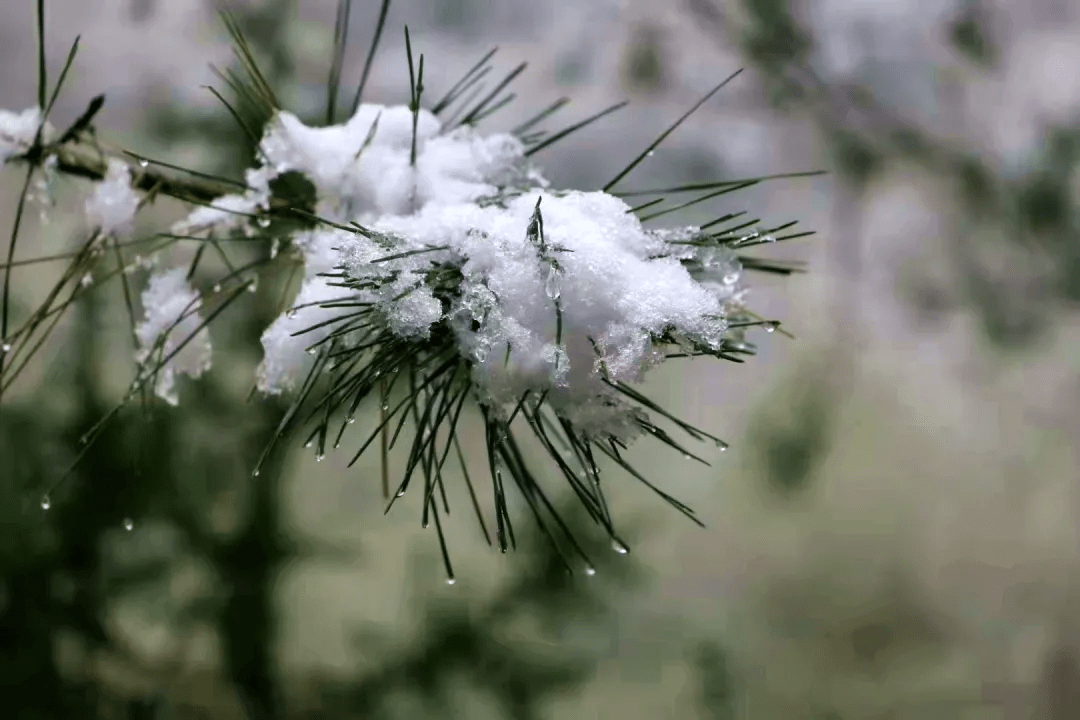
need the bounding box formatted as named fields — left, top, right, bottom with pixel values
left=269, top=239, right=280, bottom=259
left=395, top=489, right=405, bottom=498
left=40, top=494, right=51, bottom=510
left=286, top=310, right=297, bottom=320
left=0, top=342, right=10, bottom=354
left=646, top=150, right=655, bottom=157
left=722, top=272, right=739, bottom=285
left=612, top=539, right=629, bottom=555
left=585, top=565, right=597, bottom=576
left=380, top=400, right=389, bottom=412
left=252, top=468, right=261, bottom=477
left=306, top=348, right=316, bottom=355
left=544, top=266, right=561, bottom=300
left=316, top=454, right=325, bottom=462
left=347, top=415, right=356, bottom=424
left=138, top=159, right=150, bottom=168
left=248, top=280, right=258, bottom=293
left=304, top=441, right=313, bottom=448
left=257, top=215, right=271, bottom=228
left=80, top=273, right=92, bottom=288
left=683, top=454, right=692, bottom=460
left=764, top=322, right=777, bottom=333
left=762, top=234, right=776, bottom=243
left=445, top=577, right=456, bottom=585
left=213, top=283, right=222, bottom=293
left=123, top=517, right=134, bottom=531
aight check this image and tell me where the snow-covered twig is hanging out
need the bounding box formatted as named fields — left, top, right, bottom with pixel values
left=3, top=0, right=820, bottom=580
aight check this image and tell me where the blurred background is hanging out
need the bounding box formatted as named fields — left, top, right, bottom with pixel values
left=2, top=0, right=1080, bottom=718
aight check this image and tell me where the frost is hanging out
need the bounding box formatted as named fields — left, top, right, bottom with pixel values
left=0, top=107, right=53, bottom=162
left=85, top=158, right=141, bottom=235
left=135, top=269, right=212, bottom=405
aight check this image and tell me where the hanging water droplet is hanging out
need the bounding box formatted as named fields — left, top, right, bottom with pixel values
left=646, top=150, right=655, bottom=157
left=762, top=234, right=776, bottom=243
left=257, top=215, right=271, bottom=228
left=683, top=453, right=692, bottom=460
left=306, top=348, right=316, bottom=355
left=544, top=265, right=561, bottom=300
left=269, top=239, right=280, bottom=259
left=764, top=321, right=777, bottom=333
left=304, top=441, right=313, bottom=448
left=612, top=539, right=629, bottom=555
left=80, top=273, right=92, bottom=288
left=248, top=279, right=258, bottom=293
left=585, top=565, right=597, bottom=576
left=123, top=517, right=134, bottom=531
left=396, top=489, right=405, bottom=498
left=445, top=577, right=456, bottom=585
left=212, top=283, right=222, bottom=293
left=1, top=342, right=10, bottom=354
left=252, top=468, right=261, bottom=477
left=347, top=415, right=356, bottom=424
left=40, top=494, right=51, bottom=511
left=316, top=454, right=325, bottom=462
left=138, top=159, right=150, bottom=169
left=380, top=400, right=389, bottom=412
left=286, top=310, right=297, bottom=319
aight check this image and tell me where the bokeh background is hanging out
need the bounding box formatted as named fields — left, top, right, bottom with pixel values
left=3, top=0, right=1080, bottom=718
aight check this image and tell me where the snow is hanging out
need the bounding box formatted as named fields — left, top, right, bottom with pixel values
left=361, top=190, right=732, bottom=408
left=0, top=107, right=52, bottom=162
left=135, top=268, right=212, bottom=405
left=166, top=102, right=747, bottom=437
left=169, top=167, right=271, bottom=236
left=85, top=158, right=141, bottom=235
